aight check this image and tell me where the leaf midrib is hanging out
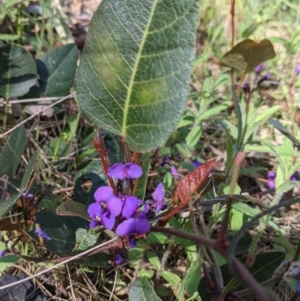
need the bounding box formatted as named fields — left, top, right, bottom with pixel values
left=122, top=0, right=159, bottom=136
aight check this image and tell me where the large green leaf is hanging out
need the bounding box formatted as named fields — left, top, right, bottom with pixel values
left=33, top=210, right=109, bottom=266
left=38, top=44, right=78, bottom=96
left=76, top=0, right=200, bottom=152
left=129, top=277, right=162, bottom=301
left=0, top=44, right=37, bottom=98
left=0, top=123, right=27, bottom=177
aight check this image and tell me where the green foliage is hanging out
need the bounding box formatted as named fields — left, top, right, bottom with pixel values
left=0, top=44, right=37, bottom=98
left=129, top=278, right=162, bottom=301
left=0, top=123, right=27, bottom=177
left=76, top=0, right=200, bottom=152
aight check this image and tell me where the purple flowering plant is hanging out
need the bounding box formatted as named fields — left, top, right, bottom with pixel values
left=87, top=162, right=167, bottom=246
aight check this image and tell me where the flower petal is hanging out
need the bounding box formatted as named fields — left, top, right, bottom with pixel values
left=101, top=212, right=116, bottom=230
left=87, top=202, right=103, bottom=220
left=135, top=218, right=150, bottom=235
left=116, top=218, right=136, bottom=236
left=106, top=197, right=122, bottom=216
left=129, top=237, right=137, bottom=248
left=267, top=171, right=276, bottom=180
left=122, top=196, right=142, bottom=218
left=152, top=182, right=165, bottom=202
left=115, top=254, right=124, bottom=265
left=89, top=221, right=99, bottom=228
left=94, top=186, right=114, bottom=202
left=125, top=163, right=142, bottom=179
left=35, top=228, right=51, bottom=240
left=0, top=250, right=5, bottom=258
left=108, top=163, right=126, bottom=180
left=170, top=166, right=179, bottom=179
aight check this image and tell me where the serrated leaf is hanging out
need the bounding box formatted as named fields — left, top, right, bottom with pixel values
left=76, top=0, right=200, bottom=152
left=158, top=161, right=217, bottom=226
left=129, top=277, right=162, bottom=301
left=0, top=44, right=37, bottom=98
left=38, top=44, right=78, bottom=96
left=56, top=200, right=89, bottom=221
left=0, top=123, right=27, bottom=177
left=220, top=39, right=276, bottom=75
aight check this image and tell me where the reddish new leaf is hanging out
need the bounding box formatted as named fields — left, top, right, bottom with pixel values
left=158, top=161, right=218, bottom=226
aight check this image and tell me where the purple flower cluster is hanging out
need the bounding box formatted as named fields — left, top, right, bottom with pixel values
left=267, top=171, right=298, bottom=189
left=87, top=163, right=166, bottom=240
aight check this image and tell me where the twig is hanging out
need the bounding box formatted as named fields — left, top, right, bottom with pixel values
left=0, top=92, right=76, bottom=139
left=0, top=237, right=118, bottom=291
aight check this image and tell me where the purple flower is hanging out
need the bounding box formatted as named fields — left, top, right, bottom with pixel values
left=87, top=202, right=117, bottom=229
left=255, top=63, right=267, bottom=74
left=297, top=280, right=300, bottom=293
left=115, top=254, right=124, bottom=265
left=0, top=250, right=5, bottom=258
left=116, top=214, right=150, bottom=236
left=242, top=83, right=250, bottom=94
left=160, top=156, right=169, bottom=167
left=108, top=163, right=142, bottom=180
left=192, top=158, right=203, bottom=167
left=170, top=165, right=179, bottom=179
left=268, top=171, right=276, bottom=189
left=21, top=193, right=34, bottom=200
left=129, top=236, right=137, bottom=248
left=296, top=65, right=300, bottom=76
left=121, top=196, right=142, bottom=218
left=94, top=186, right=122, bottom=217
left=152, top=183, right=166, bottom=213
left=35, top=227, right=51, bottom=240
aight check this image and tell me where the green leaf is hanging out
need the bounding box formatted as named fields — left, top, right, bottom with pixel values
left=220, top=39, right=276, bottom=75
left=135, top=153, right=151, bottom=200
left=74, top=228, right=98, bottom=252
left=147, top=251, right=161, bottom=270
left=230, top=208, right=244, bottom=233
left=244, top=105, right=281, bottom=143
left=161, top=271, right=181, bottom=287
left=38, top=44, right=78, bottom=96
left=185, top=125, right=202, bottom=147
left=33, top=210, right=109, bottom=266
left=129, top=277, right=162, bottom=301
left=0, top=255, right=20, bottom=272
left=0, top=44, right=37, bottom=98
left=74, top=160, right=108, bottom=205
left=76, top=0, right=200, bottom=152
left=0, top=195, right=21, bottom=219
left=56, top=200, right=89, bottom=221
left=268, top=119, right=300, bottom=149
left=20, top=151, right=38, bottom=190
left=0, top=152, right=37, bottom=220
left=0, top=123, right=27, bottom=177
left=199, top=252, right=285, bottom=300
left=185, top=261, right=201, bottom=295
